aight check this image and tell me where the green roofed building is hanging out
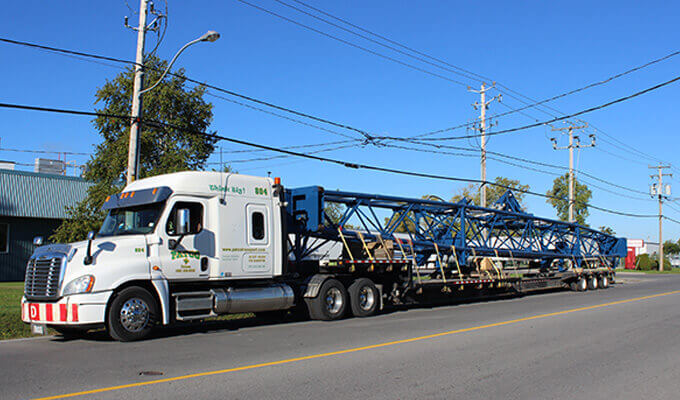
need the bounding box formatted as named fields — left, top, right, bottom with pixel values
left=0, top=169, right=92, bottom=281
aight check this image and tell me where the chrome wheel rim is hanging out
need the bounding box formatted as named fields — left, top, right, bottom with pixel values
left=325, top=287, right=343, bottom=314
left=358, top=286, right=375, bottom=311
left=120, top=298, right=150, bottom=332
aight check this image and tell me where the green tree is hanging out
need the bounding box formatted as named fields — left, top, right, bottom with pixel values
left=663, top=240, right=680, bottom=255
left=450, top=176, right=530, bottom=207
left=599, top=226, right=616, bottom=235
left=52, top=56, right=217, bottom=243
left=546, top=174, right=592, bottom=226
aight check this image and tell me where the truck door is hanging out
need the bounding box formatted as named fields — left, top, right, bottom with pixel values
left=242, top=203, right=272, bottom=275
left=157, top=197, right=213, bottom=280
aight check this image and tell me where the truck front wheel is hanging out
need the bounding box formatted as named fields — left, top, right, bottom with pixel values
left=306, top=279, right=347, bottom=321
left=107, top=286, right=158, bottom=342
left=348, top=278, right=379, bottom=317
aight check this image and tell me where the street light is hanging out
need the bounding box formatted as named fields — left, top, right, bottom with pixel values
left=140, top=31, right=221, bottom=94
left=126, top=30, right=220, bottom=185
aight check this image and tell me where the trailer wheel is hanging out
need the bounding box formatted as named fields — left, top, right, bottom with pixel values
left=571, top=276, right=587, bottom=292
left=306, top=279, right=347, bottom=321
left=348, top=278, right=380, bottom=317
left=107, top=286, right=158, bottom=342
left=598, top=275, right=609, bottom=289
left=587, top=275, right=598, bottom=290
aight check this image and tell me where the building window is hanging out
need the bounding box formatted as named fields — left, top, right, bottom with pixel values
left=0, top=223, right=8, bottom=253
left=252, top=212, right=265, bottom=240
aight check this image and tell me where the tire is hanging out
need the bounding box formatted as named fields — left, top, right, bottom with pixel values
left=52, top=326, right=87, bottom=339
left=107, top=286, right=158, bottom=342
left=572, top=276, right=587, bottom=292
left=348, top=278, right=380, bottom=317
left=598, top=275, right=610, bottom=289
left=587, top=275, right=598, bottom=290
left=306, top=279, right=348, bottom=321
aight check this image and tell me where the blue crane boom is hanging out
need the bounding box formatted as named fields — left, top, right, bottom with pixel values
left=286, top=186, right=627, bottom=268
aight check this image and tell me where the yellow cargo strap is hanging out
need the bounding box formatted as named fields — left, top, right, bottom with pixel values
left=376, top=233, right=392, bottom=261
left=357, top=231, right=375, bottom=271
left=394, top=237, right=407, bottom=260
left=338, top=227, right=355, bottom=272
left=405, top=238, right=422, bottom=285
left=508, top=250, right=518, bottom=271
left=571, top=255, right=581, bottom=274
left=492, top=249, right=503, bottom=280
left=433, top=242, right=447, bottom=285
left=451, top=246, right=463, bottom=276
left=471, top=248, right=480, bottom=275
left=397, top=237, right=421, bottom=285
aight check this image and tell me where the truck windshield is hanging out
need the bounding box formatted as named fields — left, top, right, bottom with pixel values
left=98, top=203, right=165, bottom=237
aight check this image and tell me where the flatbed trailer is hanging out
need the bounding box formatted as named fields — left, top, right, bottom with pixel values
left=286, top=185, right=624, bottom=313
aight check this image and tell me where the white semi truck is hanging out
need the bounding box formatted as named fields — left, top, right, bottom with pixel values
left=22, top=171, right=624, bottom=341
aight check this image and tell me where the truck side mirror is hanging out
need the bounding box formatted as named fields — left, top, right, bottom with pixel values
left=177, top=208, right=190, bottom=235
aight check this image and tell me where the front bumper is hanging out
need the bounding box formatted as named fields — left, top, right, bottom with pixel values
left=21, top=291, right=113, bottom=326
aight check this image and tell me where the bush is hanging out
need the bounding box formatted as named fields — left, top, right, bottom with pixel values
left=636, top=254, right=654, bottom=271
left=637, top=254, right=673, bottom=271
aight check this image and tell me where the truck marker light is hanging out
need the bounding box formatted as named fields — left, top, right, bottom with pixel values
left=105, top=196, right=110, bottom=202
left=130, top=191, right=135, bottom=197
left=274, top=177, right=281, bottom=185
left=152, top=266, right=160, bottom=271
left=152, top=188, right=158, bottom=195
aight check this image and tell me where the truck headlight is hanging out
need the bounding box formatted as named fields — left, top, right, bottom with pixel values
left=63, top=275, right=95, bottom=295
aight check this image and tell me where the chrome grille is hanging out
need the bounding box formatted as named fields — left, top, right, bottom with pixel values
left=24, top=255, right=64, bottom=300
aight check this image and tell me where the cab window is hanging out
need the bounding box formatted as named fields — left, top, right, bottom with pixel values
left=252, top=212, right=265, bottom=240
left=166, top=202, right=203, bottom=236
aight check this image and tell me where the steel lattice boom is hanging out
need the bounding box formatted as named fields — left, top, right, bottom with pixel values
left=286, top=186, right=627, bottom=267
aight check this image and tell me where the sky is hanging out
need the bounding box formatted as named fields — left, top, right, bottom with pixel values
left=0, top=0, right=679, bottom=242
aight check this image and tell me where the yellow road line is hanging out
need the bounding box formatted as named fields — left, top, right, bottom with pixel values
left=34, top=289, right=680, bottom=400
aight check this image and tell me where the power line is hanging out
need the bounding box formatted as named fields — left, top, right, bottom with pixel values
left=280, top=2, right=680, bottom=140
left=273, top=0, right=484, bottom=85
left=0, top=37, right=377, bottom=143
left=0, top=101, right=657, bottom=220
left=384, top=141, right=652, bottom=200
left=233, top=0, right=471, bottom=88
left=0, top=147, right=90, bottom=156
left=203, top=91, right=360, bottom=141
left=395, top=73, right=680, bottom=142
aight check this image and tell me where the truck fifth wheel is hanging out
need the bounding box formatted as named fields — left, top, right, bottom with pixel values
left=21, top=171, right=626, bottom=341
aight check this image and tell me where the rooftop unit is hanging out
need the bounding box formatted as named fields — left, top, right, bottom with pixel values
left=34, top=158, right=65, bottom=175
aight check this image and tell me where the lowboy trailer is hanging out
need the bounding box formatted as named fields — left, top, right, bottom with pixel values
left=22, top=171, right=626, bottom=341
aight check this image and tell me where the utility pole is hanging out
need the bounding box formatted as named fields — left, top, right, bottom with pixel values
left=125, top=0, right=166, bottom=185
left=649, top=164, right=672, bottom=271
left=550, top=124, right=594, bottom=222
left=469, top=83, right=501, bottom=207
left=125, top=0, right=149, bottom=185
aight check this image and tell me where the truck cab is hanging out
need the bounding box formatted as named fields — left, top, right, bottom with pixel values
left=22, top=171, right=292, bottom=341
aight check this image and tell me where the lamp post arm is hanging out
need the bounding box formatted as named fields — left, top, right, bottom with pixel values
left=140, top=37, right=202, bottom=95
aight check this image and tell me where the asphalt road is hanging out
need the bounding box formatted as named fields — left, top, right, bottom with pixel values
left=2, top=273, right=679, bottom=400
